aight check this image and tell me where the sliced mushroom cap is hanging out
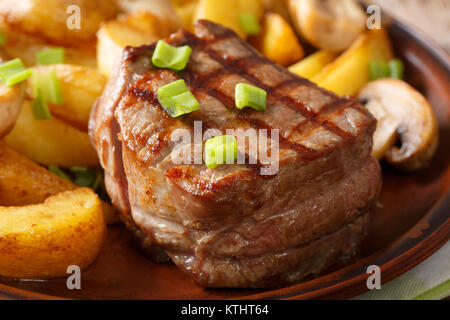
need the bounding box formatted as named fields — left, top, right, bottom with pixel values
left=288, top=0, right=366, bottom=51
left=358, top=78, right=439, bottom=171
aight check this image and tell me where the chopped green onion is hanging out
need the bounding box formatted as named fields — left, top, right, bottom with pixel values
left=48, top=165, right=104, bottom=192
left=239, top=13, right=261, bottom=35
left=388, top=58, right=404, bottom=80
left=31, top=93, right=51, bottom=120
left=369, top=60, right=390, bottom=81
left=48, top=165, right=71, bottom=180
left=0, top=30, right=7, bottom=46
left=37, top=47, right=65, bottom=65
left=70, top=166, right=98, bottom=188
left=235, top=83, right=267, bottom=111
left=152, top=40, right=192, bottom=71
left=157, top=79, right=199, bottom=117
left=0, top=58, right=32, bottom=86
left=32, top=68, right=63, bottom=105
left=205, top=135, right=237, bottom=169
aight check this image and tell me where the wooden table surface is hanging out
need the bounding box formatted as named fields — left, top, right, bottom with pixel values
left=366, top=0, right=450, bottom=52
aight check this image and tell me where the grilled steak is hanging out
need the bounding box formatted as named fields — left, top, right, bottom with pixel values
left=90, top=20, right=382, bottom=288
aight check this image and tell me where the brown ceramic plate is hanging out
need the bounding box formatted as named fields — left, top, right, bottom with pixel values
left=0, top=19, right=449, bottom=300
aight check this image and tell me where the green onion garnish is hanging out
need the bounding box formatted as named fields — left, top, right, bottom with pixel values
left=31, top=94, right=51, bottom=120
left=48, top=165, right=71, bottom=180
left=369, top=60, right=390, bottom=81
left=0, top=30, right=7, bottom=46
left=32, top=69, right=63, bottom=105
left=37, top=47, right=65, bottom=65
left=205, top=135, right=237, bottom=169
left=69, top=166, right=99, bottom=188
left=0, top=58, right=32, bottom=86
left=235, top=83, right=267, bottom=111
left=157, top=79, right=199, bottom=117
left=239, top=13, right=261, bottom=35
left=152, top=40, right=192, bottom=71
left=388, top=58, right=404, bottom=80
left=48, top=165, right=103, bottom=191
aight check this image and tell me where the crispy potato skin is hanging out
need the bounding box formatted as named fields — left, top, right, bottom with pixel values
left=0, top=0, right=117, bottom=46
left=0, top=188, right=105, bottom=279
left=25, top=64, right=106, bottom=131
left=5, top=100, right=99, bottom=167
left=0, top=20, right=97, bottom=68
left=0, top=142, right=75, bottom=206
left=0, top=142, right=120, bottom=223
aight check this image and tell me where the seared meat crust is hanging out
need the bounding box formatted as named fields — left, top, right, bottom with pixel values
left=90, top=20, right=382, bottom=287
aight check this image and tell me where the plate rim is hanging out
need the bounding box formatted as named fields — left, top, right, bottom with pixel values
left=0, top=19, right=449, bottom=301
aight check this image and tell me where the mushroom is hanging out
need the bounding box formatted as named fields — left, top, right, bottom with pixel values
left=358, top=78, right=439, bottom=171
left=0, top=57, right=24, bottom=139
left=288, top=0, right=366, bottom=51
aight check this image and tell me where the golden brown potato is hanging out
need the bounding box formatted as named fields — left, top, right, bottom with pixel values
left=0, top=82, right=24, bottom=139
left=262, top=0, right=291, bottom=21
left=25, top=64, right=106, bottom=131
left=0, top=20, right=97, bottom=68
left=312, top=29, right=393, bottom=96
left=0, top=142, right=74, bottom=206
left=174, top=0, right=199, bottom=30
left=252, top=12, right=304, bottom=66
left=0, top=188, right=105, bottom=279
left=288, top=50, right=338, bottom=79
left=0, top=0, right=117, bottom=46
left=97, top=10, right=170, bottom=76
left=116, top=0, right=182, bottom=32
left=195, top=0, right=264, bottom=38
left=0, top=142, right=120, bottom=224
left=5, top=100, right=99, bottom=167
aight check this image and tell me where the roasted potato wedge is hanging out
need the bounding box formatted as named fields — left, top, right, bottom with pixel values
left=97, top=10, right=170, bottom=77
left=0, top=142, right=74, bottom=206
left=262, top=0, right=291, bottom=21
left=5, top=100, right=99, bottom=167
left=0, top=142, right=120, bottom=224
left=25, top=64, right=106, bottom=130
left=0, top=0, right=117, bottom=46
left=0, top=81, right=24, bottom=139
left=174, top=0, right=199, bottom=30
left=0, top=188, right=105, bottom=279
left=195, top=0, right=264, bottom=38
left=116, top=0, right=182, bottom=32
left=312, top=29, right=393, bottom=96
left=252, top=12, right=304, bottom=66
left=288, top=50, right=338, bottom=79
left=0, top=21, right=97, bottom=68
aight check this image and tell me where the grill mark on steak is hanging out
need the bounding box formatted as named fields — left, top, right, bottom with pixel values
left=123, top=22, right=372, bottom=165
left=198, top=45, right=354, bottom=140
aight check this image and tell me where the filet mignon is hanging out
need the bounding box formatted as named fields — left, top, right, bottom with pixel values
left=89, top=20, right=382, bottom=288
